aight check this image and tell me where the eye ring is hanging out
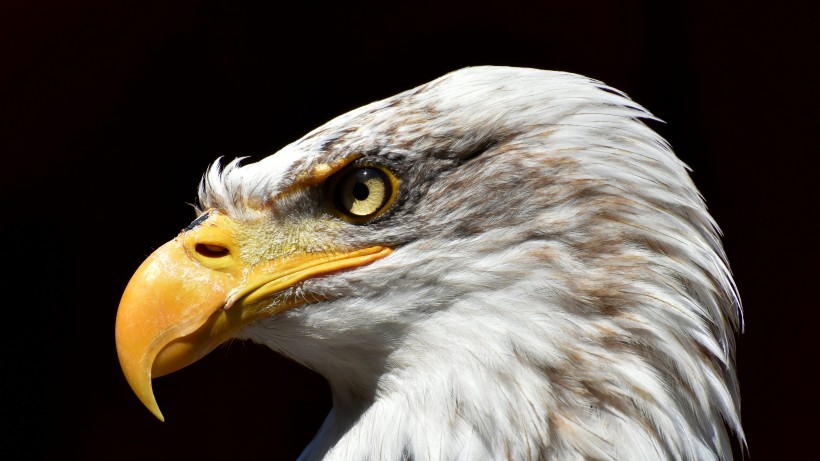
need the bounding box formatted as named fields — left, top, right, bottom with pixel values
left=327, top=164, right=399, bottom=223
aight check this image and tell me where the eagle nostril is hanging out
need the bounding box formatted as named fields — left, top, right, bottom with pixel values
left=195, top=243, right=230, bottom=258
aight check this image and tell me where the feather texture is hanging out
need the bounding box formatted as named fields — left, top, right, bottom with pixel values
left=198, top=66, right=743, bottom=460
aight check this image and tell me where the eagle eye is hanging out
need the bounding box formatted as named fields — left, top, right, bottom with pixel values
left=328, top=165, right=398, bottom=223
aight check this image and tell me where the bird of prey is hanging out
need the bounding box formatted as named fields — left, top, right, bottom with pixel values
left=116, top=66, right=744, bottom=460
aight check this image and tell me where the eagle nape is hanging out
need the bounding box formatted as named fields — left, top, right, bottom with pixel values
left=116, top=66, right=744, bottom=460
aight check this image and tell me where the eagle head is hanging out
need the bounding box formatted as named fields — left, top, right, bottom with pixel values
left=116, top=66, right=743, bottom=460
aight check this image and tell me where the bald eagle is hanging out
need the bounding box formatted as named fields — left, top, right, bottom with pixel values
left=116, top=66, right=744, bottom=460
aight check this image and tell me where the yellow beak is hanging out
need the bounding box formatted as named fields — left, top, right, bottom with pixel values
left=115, top=211, right=392, bottom=421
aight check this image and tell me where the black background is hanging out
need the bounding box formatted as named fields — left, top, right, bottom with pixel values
left=2, top=1, right=816, bottom=459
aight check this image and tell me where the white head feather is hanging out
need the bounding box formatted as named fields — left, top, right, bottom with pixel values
left=198, top=66, right=743, bottom=461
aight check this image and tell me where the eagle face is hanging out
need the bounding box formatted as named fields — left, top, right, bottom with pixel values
left=116, top=66, right=744, bottom=460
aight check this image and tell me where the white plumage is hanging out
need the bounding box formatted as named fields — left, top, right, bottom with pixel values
left=117, top=66, right=744, bottom=460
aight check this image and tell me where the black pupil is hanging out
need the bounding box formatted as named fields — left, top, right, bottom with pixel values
left=352, top=182, right=369, bottom=200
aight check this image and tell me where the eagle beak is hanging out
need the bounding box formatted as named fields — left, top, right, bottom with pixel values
left=115, top=211, right=392, bottom=421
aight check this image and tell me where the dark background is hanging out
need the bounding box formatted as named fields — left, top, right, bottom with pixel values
left=2, top=1, right=816, bottom=459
